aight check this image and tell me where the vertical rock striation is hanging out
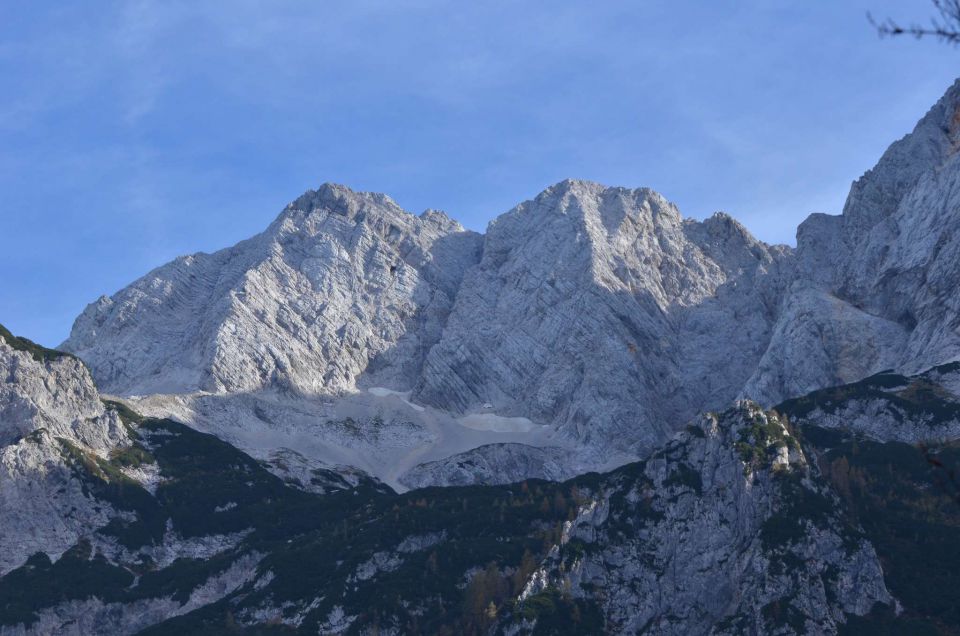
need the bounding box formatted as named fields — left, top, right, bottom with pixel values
left=63, top=184, right=483, bottom=397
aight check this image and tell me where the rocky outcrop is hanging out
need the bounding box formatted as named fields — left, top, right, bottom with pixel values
left=0, top=328, right=129, bottom=574
left=0, top=327, right=125, bottom=453
left=517, top=403, right=890, bottom=635
left=0, top=326, right=268, bottom=633
left=777, top=361, right=960, bottom=443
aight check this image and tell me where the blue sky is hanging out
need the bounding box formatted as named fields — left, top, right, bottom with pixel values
left=1, top=1, right=958, bottom=347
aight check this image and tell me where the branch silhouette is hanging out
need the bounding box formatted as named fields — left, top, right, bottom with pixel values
left=869, top=0, right=960, bottom=44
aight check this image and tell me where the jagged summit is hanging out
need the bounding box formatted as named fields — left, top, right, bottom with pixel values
left=63, top=184, right=483, bottom=397
left=842, top=76, right=960, bottom=228
left=497, top=179, right=683, bottom=233
left=285, top=182, right=399, bottom=214
left=271, top=183, right=467, bottom=245
left=413, top=178, right=788, bottom=453
left=698, top=210, right=755, bottom=239
left=61, top=79, right=960, bottom=475
left=279, top=182, right=461, bottom=229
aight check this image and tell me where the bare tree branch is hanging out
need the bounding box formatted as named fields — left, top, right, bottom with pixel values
left=869, top=0, right=960, bottom=45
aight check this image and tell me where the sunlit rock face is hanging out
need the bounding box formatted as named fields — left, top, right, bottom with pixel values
left=0, top=330, right=127, bottom=575
left=746, top=79, right=960, bottom=405
left=63, top=179, right=792, bottom=460
left=63, top=184, right=483, bottom=398
left=61, top=80, right=960, bottom=478
left=414, top=179, right=791, bottom=454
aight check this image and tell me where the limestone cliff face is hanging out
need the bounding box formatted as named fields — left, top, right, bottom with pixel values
left=0, top=331, right=127, bottom=574
left=745, top=79, right=960, bottom=405
left=63, top=184, right=483, bottom=397
left=414, top=181, right=790, bottom=453
left=61, top=79, right=960, bottom=470
left=65, top=179, right=792, bottom=457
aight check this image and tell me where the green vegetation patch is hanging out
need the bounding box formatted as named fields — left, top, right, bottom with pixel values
left=735, top=411, right=794, bottom=472
left=102, top=399, right=146, bottom=426
left=779, top=365, right=960, bottom=427
left=515, top=587, right=605, bottom=635
left=0, top=542, right=133, bottom=628
left=0, top=323, right=75, bottom=364
left=808, top=429, right=960, bottom=631
left=109, top=445, right=155, bottom=469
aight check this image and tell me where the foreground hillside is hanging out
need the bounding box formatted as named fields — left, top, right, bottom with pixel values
left=3, top=325, right=960, bottom=634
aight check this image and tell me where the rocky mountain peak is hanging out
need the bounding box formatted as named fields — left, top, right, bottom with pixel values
left=417, top=207, right=464, bottom=232
left=275, top=184, right=467, bottom=239
left=684, top=210, right=788, bottom=276
left=413, top=180, right=790, bottom=456
left=62, top=184, right=483, bottom=397
left=841, top=78, right=960, bottom=234
left=282, top=182, right=399, bottom=220
left=270, top=183, right=422, bottom=247
left=697, top=211, right=756, bottom=243
left=59, top=79, right=960, bottom=481
left=503, top=179, right=682, bottom=235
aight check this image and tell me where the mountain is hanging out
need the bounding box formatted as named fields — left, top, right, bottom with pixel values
left=413, top=181, right=790, bottom=454
left=7, top=78, right=960, bottom=635
left=745, top=79, right=960, bottom=405
left=64, top=185, right=482, bottom=397
left=60, top=81, right=960, bottom=484
left=59, top=179, right=793, bottom=480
